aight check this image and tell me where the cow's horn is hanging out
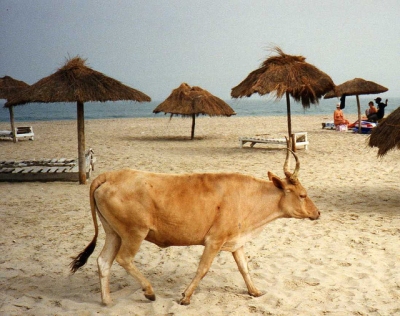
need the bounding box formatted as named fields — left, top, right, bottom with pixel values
left=290, top=149, right=300, bottom=182
left=283, top=137, right=300, bottom=184
left=283, top=137, right=292, bottom=178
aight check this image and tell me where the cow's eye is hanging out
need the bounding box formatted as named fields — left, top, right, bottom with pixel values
left=300, top=194, right=307, bottom=199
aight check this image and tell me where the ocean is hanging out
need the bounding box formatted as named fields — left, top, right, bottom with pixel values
left=0, top=97, right=398, bottom=123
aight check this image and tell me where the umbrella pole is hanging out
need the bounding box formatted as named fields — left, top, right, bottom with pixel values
left=191, top=114, right=195, bottom=140
left=9, top=106, right=16, bottom=143
left=356, top=95, right=361, bottom=134
left=77, top=101, right=86, bottom=184
left=285, top=92, right=293, bottom=150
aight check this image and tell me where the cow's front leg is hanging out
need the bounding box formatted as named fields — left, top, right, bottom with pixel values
left=232, top=246, right=263, bottom=297
left=180, top=241, right=222, bottom=305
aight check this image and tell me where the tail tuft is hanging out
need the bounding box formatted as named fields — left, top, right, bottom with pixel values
left=70, top=173, right=105, bottom=274
left=69, top=238, right=97, bottom=273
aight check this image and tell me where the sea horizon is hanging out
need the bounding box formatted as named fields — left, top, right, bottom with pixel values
left=1, top=96, right=398, bottom=123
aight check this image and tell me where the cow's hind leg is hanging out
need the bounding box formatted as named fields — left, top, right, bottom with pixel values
left=116, top=230, right=155, bottom=301
left=180, top=240, right=222, bottom=305
left=232, top=246, right=263, bottom=297
left=97, top=215, right=122, bottom=305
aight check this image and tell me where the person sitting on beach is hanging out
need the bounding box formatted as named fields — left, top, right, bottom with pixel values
left=375, top=97, right=388, bottom=121
left=333, top=103, right=349, bottom=126
left=365, top=101, right=378, bottom=122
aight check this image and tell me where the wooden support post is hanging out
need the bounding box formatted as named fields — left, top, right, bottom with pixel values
left=356, top=95, right=361, bottom=134
left=9, top=106, right=17, bottom=143
left=291, top=133, right=296, bottom=152
left=286, top=91, right=292, bottom=139
left=191, top=113, right=195, bottom=140
left=77, top=101, right=86, bottom=184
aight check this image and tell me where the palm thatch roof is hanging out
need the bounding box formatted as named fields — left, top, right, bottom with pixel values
left=153, top=83, right=235, bottom=117
left=5, top=56, right=151, bottom=107
left=153, top=83, right=235, bottom=139
left=231, top=47, right=335, bottom=108
left=0, top=76, right=29, bottom=99
left=1, top=76, right=30, bottom=143
left=231, top=47, right=334, bottom=140
left=369, top=106, right=400, bottom=156
left=324, top=78, right=388, bottom=99
left=324, top=77, right=388, bottom=133
left=4, top=56, right=151, bottom=184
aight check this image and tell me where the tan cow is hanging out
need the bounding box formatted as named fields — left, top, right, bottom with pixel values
left=70, top=149, right=320, bottom=305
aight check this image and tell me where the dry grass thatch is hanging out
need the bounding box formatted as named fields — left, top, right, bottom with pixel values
left=369, top=106, right=400, bottom=156
left=5, top=57, right=151, bottom=107
left=3, top=56, right=151, bottom=184
left=0, top=76, right=29, bottom=100
left=231, top=47, right=334, bottom=108
left=153, top=83, right=235, bottom=117
left=324, top=78, right=388, bottom=99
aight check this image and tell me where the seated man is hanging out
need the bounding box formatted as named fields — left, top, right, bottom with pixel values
left=333, top=103, right=349, bottom=126
left=365, top=101, right=378, bottom=122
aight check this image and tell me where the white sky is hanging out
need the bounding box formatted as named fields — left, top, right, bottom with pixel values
left=1, top=0, right=399, bottom=100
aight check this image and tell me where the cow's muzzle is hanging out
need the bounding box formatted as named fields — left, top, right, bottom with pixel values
left=309, top=210, right=320, bottom=220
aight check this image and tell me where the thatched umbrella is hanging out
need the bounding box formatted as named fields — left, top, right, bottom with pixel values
left=153, top=83, right=236, bottom=139
left=5, top=57, right=151, bottom=184
left=0, top=76, right=30, bottom=143
left=231, top=47, right=334, bottom=142
left=368, top=106, right=400, bottom=156
left=324, top=78, right=388, bottom=133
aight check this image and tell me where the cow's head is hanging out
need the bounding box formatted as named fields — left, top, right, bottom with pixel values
left=268, top=147, right=320, bottom=220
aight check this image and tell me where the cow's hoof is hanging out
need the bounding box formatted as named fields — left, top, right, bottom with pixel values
left=179, top=295, right=190, bottom=305
left=249, top=290, right=264, bottom=297
left=145, top=293, right=156, bottom=301
left=101, top=298, right=114, bottom=306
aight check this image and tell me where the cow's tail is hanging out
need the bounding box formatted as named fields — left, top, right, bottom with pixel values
left=70, top=173, right=108, bottom=273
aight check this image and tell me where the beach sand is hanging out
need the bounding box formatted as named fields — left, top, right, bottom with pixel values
left=1, top=115, right=399, bottom=315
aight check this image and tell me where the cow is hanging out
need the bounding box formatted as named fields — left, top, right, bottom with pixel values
left=70, top=148, right=320, bottom=306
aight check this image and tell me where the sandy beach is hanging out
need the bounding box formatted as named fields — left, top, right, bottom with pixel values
left=1, top=114, right=399, bottom=315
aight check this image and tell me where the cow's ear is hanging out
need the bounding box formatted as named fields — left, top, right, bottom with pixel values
left=269, top=173, right=285, bottom=190
left=268, top=171, right=278, bottom=181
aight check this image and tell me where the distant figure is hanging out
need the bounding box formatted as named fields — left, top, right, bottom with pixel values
left=334, top=103, right=349, bottom=126
left=375, top=97, right=388, bottom=120
left=339, top=94, right=346, bottom=109
left=365, top=101, right=378, bottom=122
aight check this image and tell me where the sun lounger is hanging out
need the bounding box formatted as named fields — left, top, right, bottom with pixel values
left=352, top=121, right=377, bottom=134
left=239, top=132, right=309, bottom=150
left=321, top=121, right=335, bottom=130
left=0, top=126, right=34, bottom=141
left=0, top=148, right=96, bottom=182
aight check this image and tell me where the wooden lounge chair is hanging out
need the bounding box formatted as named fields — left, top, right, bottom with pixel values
left=0, top=126, right=34, bottom=141
left=239, top=132, right=309, bottom=150
left=0, top=148, right=96, bottom=182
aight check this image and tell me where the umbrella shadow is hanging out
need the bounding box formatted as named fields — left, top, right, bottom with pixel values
left=312, top=183, right=400, bottom=215
left=2, top=271, right=101, bottom=306
left=121, top=135, right=210, bottom=142
left=237, top=146, right=286, bottom=152
left=122, top=135, right=288, bottom=153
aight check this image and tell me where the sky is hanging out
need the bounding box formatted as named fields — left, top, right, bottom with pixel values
left=1, top=0, right=399, bottom=101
